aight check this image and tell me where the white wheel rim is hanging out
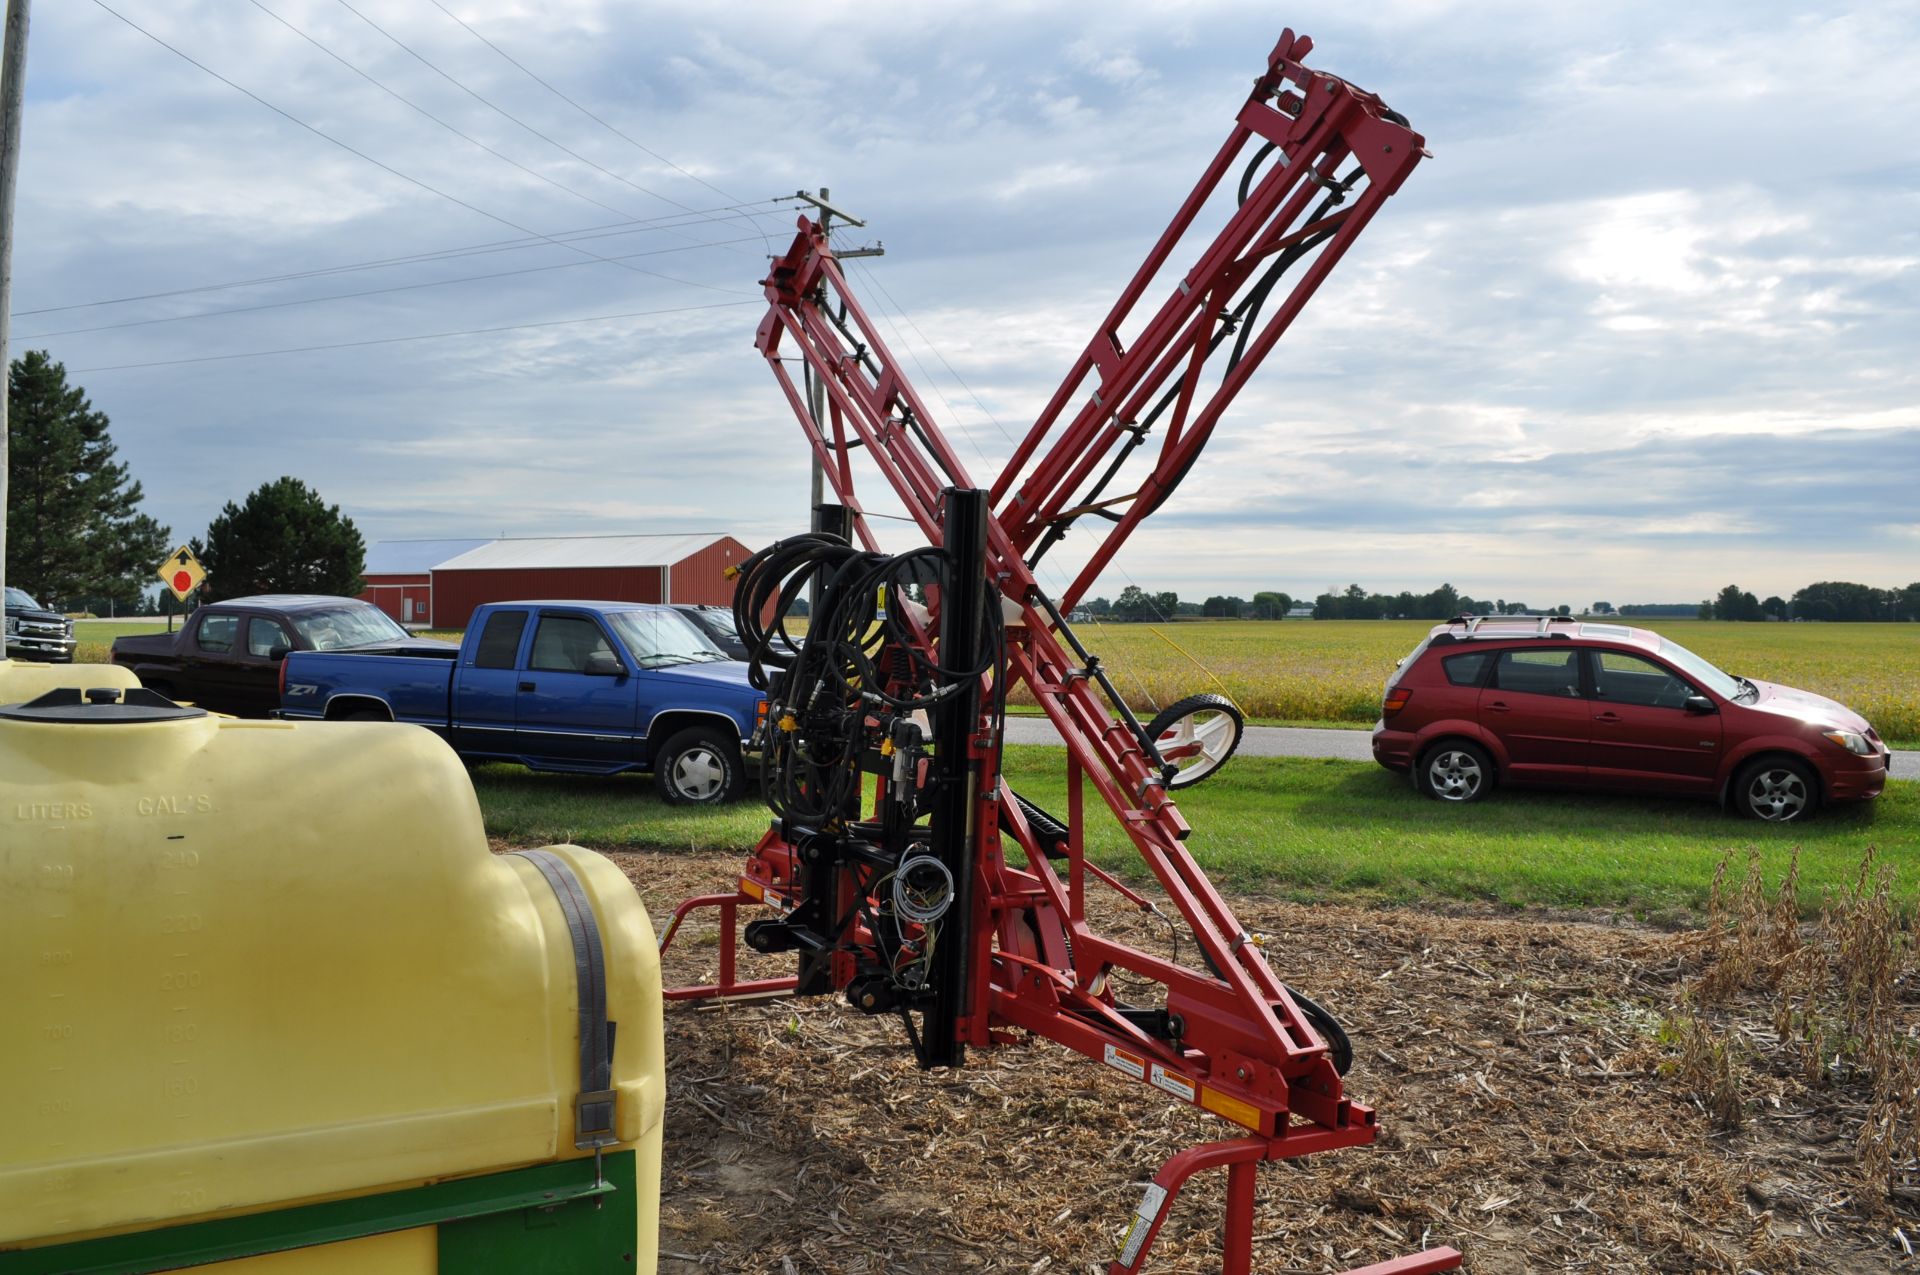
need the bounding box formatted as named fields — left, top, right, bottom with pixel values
left=1428, top=751, right=1483, bottom=801
left=1746, top=768, right=1807, bottom=821
left=671, top=747, right=726, bottom=801
left=1157, top=709, right=1238, bottom=785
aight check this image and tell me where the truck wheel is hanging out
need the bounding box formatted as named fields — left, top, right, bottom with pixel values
left=341, top=710, right=389, bottom=723
left=654, top=726, right=744, bottom=806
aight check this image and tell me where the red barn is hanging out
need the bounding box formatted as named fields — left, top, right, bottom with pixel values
left=359, top=538, right=490, bottom=626
left=427, top=534, right=752, bottom=630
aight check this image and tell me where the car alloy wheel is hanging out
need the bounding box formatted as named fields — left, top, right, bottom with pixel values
left=1425, top=748, right=1485, bottom=802
left=1743, top=765, right=1810, bottom=822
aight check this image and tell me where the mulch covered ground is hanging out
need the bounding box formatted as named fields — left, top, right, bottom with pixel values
left=601, top=849, right=1912, bottom=1274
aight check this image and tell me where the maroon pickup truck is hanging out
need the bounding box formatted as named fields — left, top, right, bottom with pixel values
left=111, top=594, right=455, bottom=717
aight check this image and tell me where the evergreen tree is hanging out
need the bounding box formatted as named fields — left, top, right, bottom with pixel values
left=200, top=477, right=366, bottom=600
left=6, top=350, right=169, bottom=605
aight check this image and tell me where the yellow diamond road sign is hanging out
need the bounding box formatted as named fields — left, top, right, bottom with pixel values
left=158, top=546, right=206, bottom=602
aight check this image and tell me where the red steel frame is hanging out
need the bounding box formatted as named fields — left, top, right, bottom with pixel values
left=663, top=27, right=1458, bottom=1275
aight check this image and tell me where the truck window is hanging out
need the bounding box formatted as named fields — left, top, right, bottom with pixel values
left=529, top=616, right=614, bottom=674
left=289, top=606, right=408, bottom=651
left=196, top=613, right=240, bottom=654
left=474, top=611, right=529, bottom=669
left=247, top=617, right=294, bottom=658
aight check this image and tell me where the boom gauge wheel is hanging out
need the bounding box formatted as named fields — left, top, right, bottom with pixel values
left=1144, top=693, right=1245, bottom=789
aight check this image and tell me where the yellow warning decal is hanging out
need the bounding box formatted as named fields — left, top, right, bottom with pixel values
left=1199, top=1085, right=1265, bottom=1131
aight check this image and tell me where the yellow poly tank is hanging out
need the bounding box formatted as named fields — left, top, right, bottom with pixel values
left=0, top=656, right=139, bottom=702
left=0, top=687, right=661, bottom=1274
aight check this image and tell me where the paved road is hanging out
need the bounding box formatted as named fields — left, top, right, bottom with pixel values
left=1002, top=717, right=1919, bottom=780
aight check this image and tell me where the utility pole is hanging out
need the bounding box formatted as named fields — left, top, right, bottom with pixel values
left=791, top=188, right=882, bottom=612
left=791, top=189, right=883, bottom=516
left=0, top=0, right=28, bottom=616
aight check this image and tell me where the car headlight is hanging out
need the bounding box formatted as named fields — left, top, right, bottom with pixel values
left=1821, top=729, right=1874, bottom=756
left=4, top=616, right=16, bottom=634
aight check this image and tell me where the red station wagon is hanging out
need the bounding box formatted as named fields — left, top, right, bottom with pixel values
left=1371, top=616, right=1890, bottom=821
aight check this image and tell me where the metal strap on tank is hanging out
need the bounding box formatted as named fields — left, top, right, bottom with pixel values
left=510, top=850, right=617, bottom=1152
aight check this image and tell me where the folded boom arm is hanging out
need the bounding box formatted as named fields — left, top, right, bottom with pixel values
left=661, top=27, right=1457, bottom=1275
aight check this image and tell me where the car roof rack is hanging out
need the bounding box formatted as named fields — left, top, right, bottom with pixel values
left=1444, top=613, right=1580, bottom=638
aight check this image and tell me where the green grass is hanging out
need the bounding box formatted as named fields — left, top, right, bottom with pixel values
left=472, top=748, right=1918, bottom=916
left=67, top=619, right=175, bottom=664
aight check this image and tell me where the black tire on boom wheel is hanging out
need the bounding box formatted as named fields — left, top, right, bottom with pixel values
left=1143, top=693, right=1246, bottom=789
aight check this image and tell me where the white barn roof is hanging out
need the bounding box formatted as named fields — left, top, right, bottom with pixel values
left=432, top=534, right=733, bottom=572
left=364, top=538, right=492, bottom=575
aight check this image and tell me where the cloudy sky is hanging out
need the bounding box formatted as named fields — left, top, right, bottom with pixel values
left=13, top=1, right=1918, bottom=606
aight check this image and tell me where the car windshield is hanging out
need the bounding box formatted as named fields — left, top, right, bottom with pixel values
left=608, top=608, right=727, bottom=668
left=1656, top=636, right=1745, bottom=700
left=696, top=609, right=739, bottom=640
left=5, top=586, right=44, bottom=610
left=289, top=606, right=409, bottom=651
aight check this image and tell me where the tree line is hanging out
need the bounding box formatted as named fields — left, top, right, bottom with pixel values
left=1079, top=587, right=1297, bottom=621
left=1079, top=583, right=1571, bottom=622
left=7, top=352, right=366, bottom=614
left=1699, top=581, right=1920, bottom=622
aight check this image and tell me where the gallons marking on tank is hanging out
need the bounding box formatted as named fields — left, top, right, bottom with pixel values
left=137, top=794, right=215, bottom=816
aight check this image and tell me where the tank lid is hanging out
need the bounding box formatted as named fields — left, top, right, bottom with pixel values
left=0, top=686, right=209, bottom=723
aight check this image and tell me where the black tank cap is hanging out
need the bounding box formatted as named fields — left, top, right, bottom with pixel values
left=0, top=686, right=209, bottom=723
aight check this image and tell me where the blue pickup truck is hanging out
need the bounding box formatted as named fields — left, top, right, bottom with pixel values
left=276, top=600, right=767, bottom=804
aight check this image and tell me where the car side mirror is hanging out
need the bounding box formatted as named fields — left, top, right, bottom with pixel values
left=584, top=651, right=626, bottom=677
left=268, top=645, right=291, bottom=662
left=1684, top=694, right=1715, bottom=714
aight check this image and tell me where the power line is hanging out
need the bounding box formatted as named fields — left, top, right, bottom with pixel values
left=422, top=0, right=743, bottom=209
left=332, top=0, right=759, bottom=256
left=15, top=200, right=793, bottom=318
left=91, top=1, right=753, bottom=297
left=245, top=0, right=642, bottom=226
left=70, top=298, right=758, bottom=373
left=14, top=233, right=766, bottom=342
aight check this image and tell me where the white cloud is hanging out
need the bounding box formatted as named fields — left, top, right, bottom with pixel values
left=14, top=0, right=1920, bottom=604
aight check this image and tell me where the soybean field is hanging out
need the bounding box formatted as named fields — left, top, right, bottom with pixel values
left=1017, top=618, right=1920, bottom=745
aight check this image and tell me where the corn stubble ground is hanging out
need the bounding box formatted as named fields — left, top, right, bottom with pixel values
left=611, top=849, right=1918, bottom=1274
left=1010, top=619, right=1920, bottom=745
